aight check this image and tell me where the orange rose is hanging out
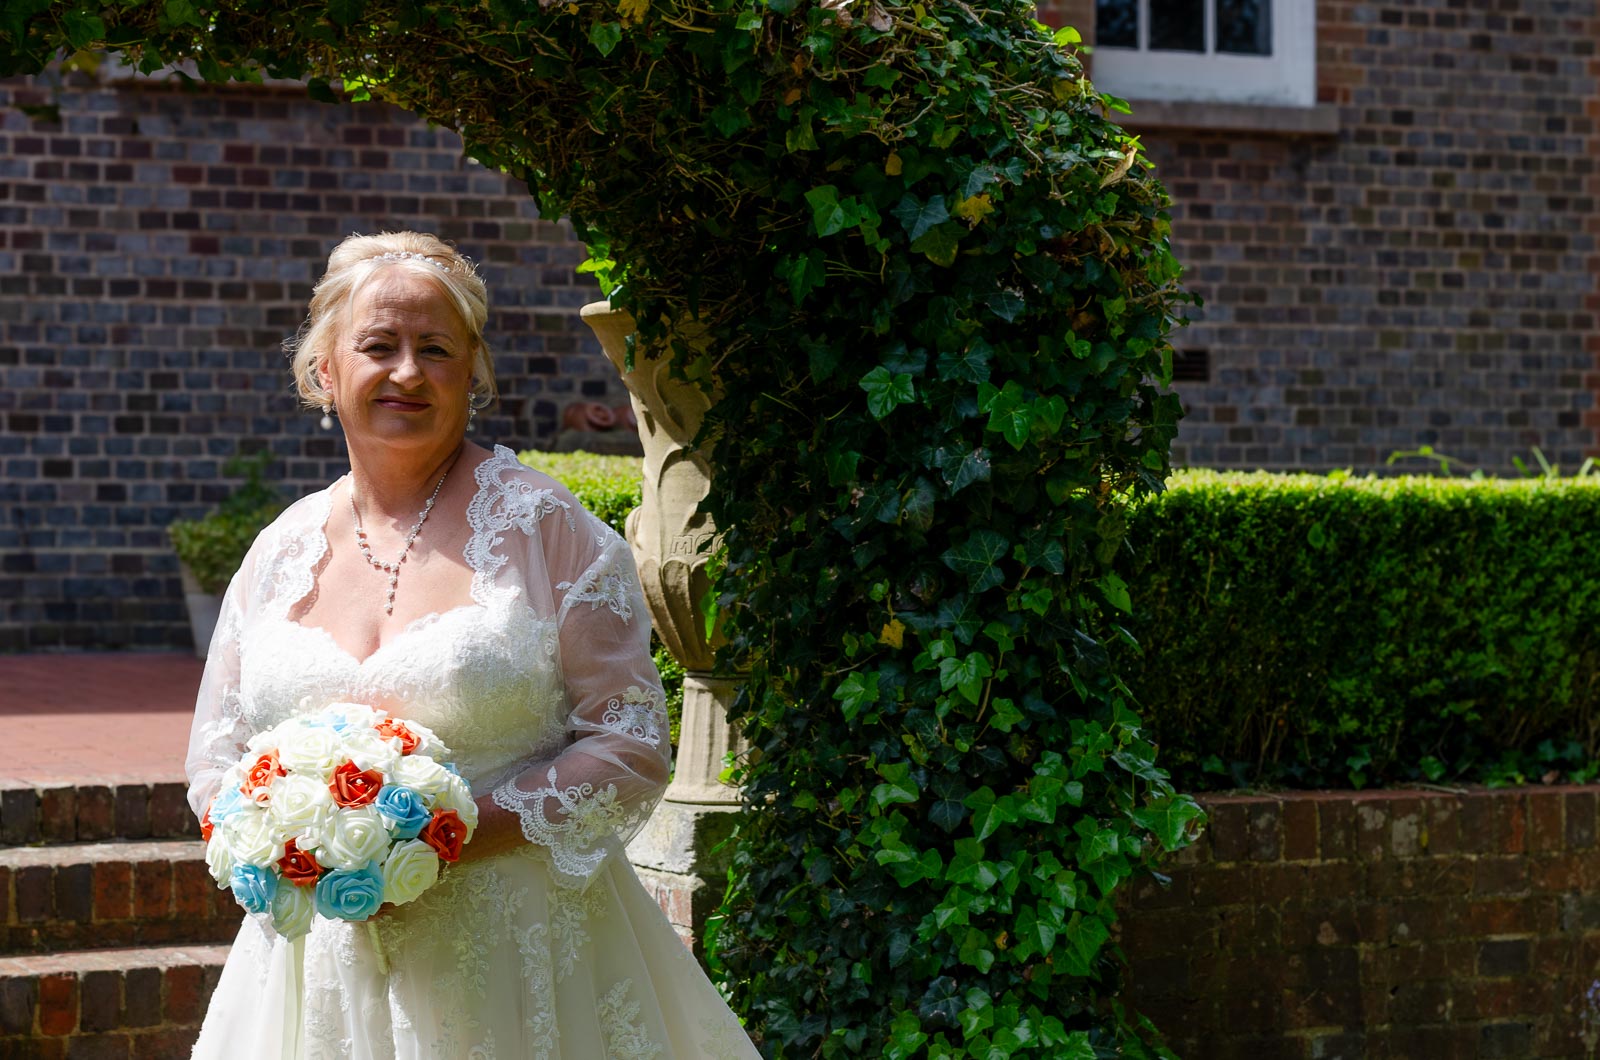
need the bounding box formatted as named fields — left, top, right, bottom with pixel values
left=374, top=718, right=419, bottom=755
left=329, top=761, right=385, bottom=808
left=278, top=838, right=323, bottom=887
left=420, top=809, right=467, bottom=863
left=200, top=801, right=214, bottom=843
left=241, top=750, right=286, bottom=798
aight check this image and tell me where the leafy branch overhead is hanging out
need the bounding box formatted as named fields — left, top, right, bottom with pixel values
left=2, top=1, right=1198, bottom=1056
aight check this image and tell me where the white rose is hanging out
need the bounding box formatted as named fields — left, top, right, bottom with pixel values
left=270, top=879, right=316, bottom=941
left=221, top=806, right=283, bottom=868
left=340, top=731, right=400, bottom=776
left=380, top=839, right=441, bottom=907
left=432, top=775, right=480, bottom=832
left=392, top=755, right=451, bottom=796
left=316, top=806, right=391, bottom=871
left=267, top=774, right=335, bottom=843
left=204, top=834, right=236, bottom=884
left=277, top=727, right=345, bottom=781
left=326, top=702, right=384, bottom=731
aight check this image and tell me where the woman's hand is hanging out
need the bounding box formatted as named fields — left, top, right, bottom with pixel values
left=449, top=792, right=526, bottom=867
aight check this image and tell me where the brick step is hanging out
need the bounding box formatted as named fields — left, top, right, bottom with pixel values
left=0, top=778, right=200, bottom=847
left=0, top=943, right=229, bottom=1058
left=1, top=840, right=240, bottom=956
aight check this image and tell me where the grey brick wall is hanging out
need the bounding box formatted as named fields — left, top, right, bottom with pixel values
left=0, top=71, right=617, bottom=652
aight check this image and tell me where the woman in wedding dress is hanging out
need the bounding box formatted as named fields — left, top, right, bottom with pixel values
left=184, top=231, right=759, bottom=1059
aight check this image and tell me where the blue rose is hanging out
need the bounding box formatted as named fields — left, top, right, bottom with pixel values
left=440, top=762, right=462, bottom=779
left=229, top=863, right=279, bottom=915
left=210, top=785, right=246, bottom=824
left=374, top=785, right=431, bottom=840
left=315, top=864, right=385, bottom=922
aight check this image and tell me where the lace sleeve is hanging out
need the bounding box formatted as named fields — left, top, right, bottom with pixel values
left=183, top=561, right=253, bottom=822
left=491, top=506, right=671, bottom=888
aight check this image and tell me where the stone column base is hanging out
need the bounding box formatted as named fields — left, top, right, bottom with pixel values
left=627, top=799, right=741, bottom=955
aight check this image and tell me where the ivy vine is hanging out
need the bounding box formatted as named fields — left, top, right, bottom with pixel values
left=2, top=1, right=1201, bottom=1055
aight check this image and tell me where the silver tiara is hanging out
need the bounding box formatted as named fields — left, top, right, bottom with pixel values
left=370, top=250, right=452, bottom=271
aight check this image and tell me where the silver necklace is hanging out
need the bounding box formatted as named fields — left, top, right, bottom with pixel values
left=349, top=449, right=462, bottom=615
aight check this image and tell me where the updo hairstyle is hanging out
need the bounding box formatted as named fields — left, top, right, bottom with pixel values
left=288, top=231, right=496, bottom=411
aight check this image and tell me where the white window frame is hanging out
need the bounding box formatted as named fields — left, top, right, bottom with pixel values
left=1091, top=0, right=1316, bottom=108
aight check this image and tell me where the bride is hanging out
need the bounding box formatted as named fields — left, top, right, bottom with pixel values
left=184, top=231, right=759, bottom=1058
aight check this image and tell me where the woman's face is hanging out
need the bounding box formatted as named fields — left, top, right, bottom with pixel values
left=318, top=269, right=475, bottom=452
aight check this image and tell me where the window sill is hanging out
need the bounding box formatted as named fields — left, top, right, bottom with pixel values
left=1114, top=99, right=1340, bottom=137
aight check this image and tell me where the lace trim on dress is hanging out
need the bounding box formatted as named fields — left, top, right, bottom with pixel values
left=261, top=489, right=335, bottom=620
left=597, top=979, right=665, bottom=1060
left=599, top=686, right=666, bottom=749
left=557, top=536, right=637, bottom=623
left=491, top=766, right=636, bottom=887
left=466, top=446, right=578, bottom=604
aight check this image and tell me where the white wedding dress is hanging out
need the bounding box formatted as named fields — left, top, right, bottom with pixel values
left=185, top=446, right=758, bottom=1059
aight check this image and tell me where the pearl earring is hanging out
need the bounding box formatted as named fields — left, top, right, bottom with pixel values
left=320, top=402, right=335, bottom=430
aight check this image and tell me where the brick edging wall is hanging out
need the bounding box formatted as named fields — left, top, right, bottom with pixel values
left=1123, top=786, right=1600, bottom=1059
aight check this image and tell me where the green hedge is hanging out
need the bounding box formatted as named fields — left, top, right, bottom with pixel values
left=517, top=450, right=644, bottom=536
left=1123, top=471, right=1600, bottom=790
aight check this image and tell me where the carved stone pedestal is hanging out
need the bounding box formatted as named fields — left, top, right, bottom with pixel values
left=580, top=301, right=748, bottom=953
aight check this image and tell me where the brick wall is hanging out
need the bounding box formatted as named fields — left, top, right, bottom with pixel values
left=0, top=69, right=613, bottom=652
left=1123, top=787, right=1600, bottom=1059
left=1038, top=0, right=1600, bottom=473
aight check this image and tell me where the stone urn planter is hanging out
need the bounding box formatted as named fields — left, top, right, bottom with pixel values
left=581, top=300, right=747, bottom=948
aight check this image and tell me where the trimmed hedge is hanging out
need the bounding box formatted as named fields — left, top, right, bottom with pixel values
left=1123, top=471, right=1600, bottom=790
left=517, top=450, right=644, bottom=537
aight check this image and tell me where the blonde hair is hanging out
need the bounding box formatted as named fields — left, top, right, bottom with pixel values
left=287, top=231, right=496, bottom=410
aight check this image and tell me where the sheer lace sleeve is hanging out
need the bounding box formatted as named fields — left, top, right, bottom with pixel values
left=183, top=552, right=255, bottom=822
left=489, top=472, right=671, bottom=889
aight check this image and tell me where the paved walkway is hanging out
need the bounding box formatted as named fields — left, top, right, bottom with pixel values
left=0, top=653, right=202, bottom=787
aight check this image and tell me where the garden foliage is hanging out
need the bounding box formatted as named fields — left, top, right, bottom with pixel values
left=3, top=3, right=1197, bottom=1055
left=1125, top=472, right=1600, bottom=791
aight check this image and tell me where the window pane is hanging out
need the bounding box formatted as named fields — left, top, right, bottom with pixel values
left=1217, top=0, right=1271, bottom=55
left=1096, top=0, right=1137, bottom=48
left=1149, top=0, right=1204, bottom=52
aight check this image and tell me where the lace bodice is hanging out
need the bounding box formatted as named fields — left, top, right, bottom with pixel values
left=185, top=446, right=670, bottom=887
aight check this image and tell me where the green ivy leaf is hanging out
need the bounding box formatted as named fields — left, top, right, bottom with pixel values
left=833, top=670, right=881, bottom=722
left=884, top=1011, right=929, bottom=1060
left=910, top=222, right=963, bottom=267
left=1131, top=795, right=1206, bottom=851
left=942, top=529, right=1010, bottom=592
left=163, top=0, right=203, bottom=27
left=1094, top=572, right=1132, bottom=614
left=588, top=20, right=623, bottom=56
left=782, top=248, right=827, bottom=305
left=938, top=651, right=992, bottom=706
left=872, top=761, right=921, bottom=809
left=805, top=184, right=860, bottom=238
left=1057, top=912, right=1110, bottom=976
left=892, top=193, right=950, bottom=241
left=61, top=10, right=106, bottom=49
left=860, top=366, right=915, bottom=419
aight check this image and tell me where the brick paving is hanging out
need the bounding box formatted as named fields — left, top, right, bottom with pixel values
left=0, top=654, right=200, bottom=787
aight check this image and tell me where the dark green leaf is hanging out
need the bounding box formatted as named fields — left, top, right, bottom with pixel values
left=942, top=529, right=1009, bottom=592
left=892, top=193, right=950, bottom=241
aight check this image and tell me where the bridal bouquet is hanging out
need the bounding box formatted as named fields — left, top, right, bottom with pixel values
left=200, top=703, right=477, bottom=940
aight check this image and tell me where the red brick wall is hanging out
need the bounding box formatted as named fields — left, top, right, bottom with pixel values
left=1123, top=787, right=1600, bottom=1059
left=0, top=69, right=611, bottom=650
left=1042, top=1, right=1600, bottom=473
